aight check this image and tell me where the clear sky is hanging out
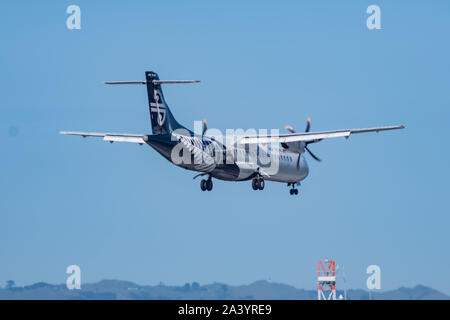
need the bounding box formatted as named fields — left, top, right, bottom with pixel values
left=1, top=1, right=449, bottom=294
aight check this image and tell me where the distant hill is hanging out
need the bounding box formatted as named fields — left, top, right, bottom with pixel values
left=0, top=280, right=448, bottom=300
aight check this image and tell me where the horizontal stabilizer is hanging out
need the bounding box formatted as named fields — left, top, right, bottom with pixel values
left=104, top=80, right=200, bottom=85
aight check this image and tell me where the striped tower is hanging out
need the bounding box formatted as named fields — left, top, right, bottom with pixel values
left=318, top=259, right=336, bottom=300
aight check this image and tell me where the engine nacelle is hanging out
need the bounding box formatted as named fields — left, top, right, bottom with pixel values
left=281, top=141, right=305, bottom=154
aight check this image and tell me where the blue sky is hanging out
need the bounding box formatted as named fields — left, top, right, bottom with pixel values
left=1, top=1, right=449, bottom=294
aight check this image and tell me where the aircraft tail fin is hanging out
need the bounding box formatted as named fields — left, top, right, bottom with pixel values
left=145, top=71, right=189, bottom=135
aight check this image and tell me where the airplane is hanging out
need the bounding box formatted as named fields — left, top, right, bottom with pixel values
left=60, top=71, right=404, bottom=195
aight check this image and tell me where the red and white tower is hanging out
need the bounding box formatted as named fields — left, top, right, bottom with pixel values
left=317, top=259, right=336, bottom=300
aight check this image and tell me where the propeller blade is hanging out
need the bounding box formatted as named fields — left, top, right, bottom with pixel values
left=305, top=117, right=311, bottom=132
left=286, top=117, right=311, bottom=134
left=296, top=154, right=301, bottom=169
left=285, top=125, right=295, bottom=133
left=305, top=145, right=322, bottom=162
left=202, top=119, right=207, bottom=136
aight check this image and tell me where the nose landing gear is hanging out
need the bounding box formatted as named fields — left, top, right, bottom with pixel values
left=288, top=183, right=299, bottom=196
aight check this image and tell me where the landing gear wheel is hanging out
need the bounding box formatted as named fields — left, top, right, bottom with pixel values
left=288, top=183, right=299, bottom=195
left=252, top=179, right=258, bottom=190
left=258, top=179, right=265, bottom=190
left=252, top=178, right=265, bottom=191
left=200, top=179, right=207, bottom=191
left=205, top=179, right=213, bottom=191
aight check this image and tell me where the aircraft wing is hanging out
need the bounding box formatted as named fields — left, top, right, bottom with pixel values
left=60, top=131, right=148, bottom=144
left=239, top=125, right=405, bottom=144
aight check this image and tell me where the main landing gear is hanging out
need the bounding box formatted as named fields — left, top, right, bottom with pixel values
left=252, top=177, right=265, bottom=191
left=200, top=176, right=213, bottom=191
left=288, top=183, right=299, bottom=196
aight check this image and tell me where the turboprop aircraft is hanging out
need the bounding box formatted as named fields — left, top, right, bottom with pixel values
left=60, top=71, right=404, bottom=195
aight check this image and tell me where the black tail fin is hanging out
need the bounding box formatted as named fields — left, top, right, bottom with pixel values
left=145, top=71, right=186, bottom=135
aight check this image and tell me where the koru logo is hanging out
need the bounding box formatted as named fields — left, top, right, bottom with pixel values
left=153, top=90, right=166, bottom=126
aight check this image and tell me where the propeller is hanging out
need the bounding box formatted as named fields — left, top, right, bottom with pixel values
left=284, top=117, right=322, bottom=165
left=304, top=144, right=321, bottom=162
left=202, top=119, right=207, bottom=138
left=285, top=118, right=310, bottom=133
left=305, top=117, right=311, bottom=132
left=285, top=125, right=295, bottom=134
